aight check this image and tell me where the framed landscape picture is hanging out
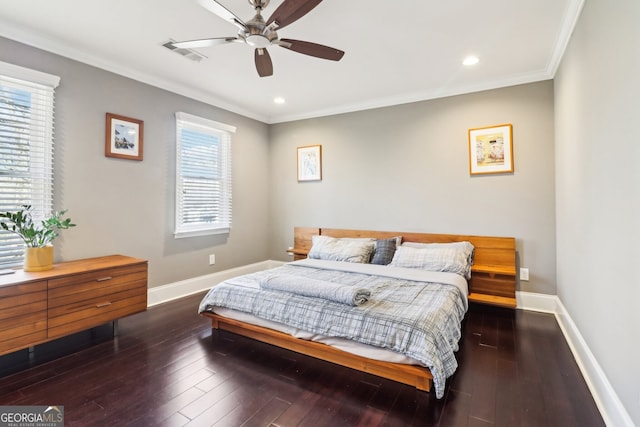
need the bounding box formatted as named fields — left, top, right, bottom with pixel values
left=468, top=124, right=513, bottom=175
left=297, top=145, right=322, bottom=181
left=105, top=113, right=144, bottom=161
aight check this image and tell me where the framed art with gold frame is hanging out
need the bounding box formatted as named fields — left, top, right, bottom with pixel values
left=468, top=124, right=513, bottom=175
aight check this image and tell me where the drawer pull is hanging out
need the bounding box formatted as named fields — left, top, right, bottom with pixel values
left=96, top=302, right=112, bottom=308
left=96, top=276, right=113, bottom=282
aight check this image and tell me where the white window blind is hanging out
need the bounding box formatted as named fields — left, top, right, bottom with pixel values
left=175, top=112, right=234, bottom=238
left=0, top=61, right=59, bottom=268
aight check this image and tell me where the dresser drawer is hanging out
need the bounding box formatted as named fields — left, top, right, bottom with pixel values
left=47, top=292, right=147, bottom=339
left=0, top=281, right=47, bottom=356
left=48, top=263, right=147, bottom=294
left=0, top=312, right=48, bottom=355
left=48, top=264, right=147, bottom=308
left=47, top=263, right=147, bottom=339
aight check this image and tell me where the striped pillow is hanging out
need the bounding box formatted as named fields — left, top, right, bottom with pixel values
left=308, top=235, right=375, bottom=263
left=390, top=241, right=475, bottom=278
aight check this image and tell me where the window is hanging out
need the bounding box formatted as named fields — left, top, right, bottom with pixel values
left=175, top=112, right=234, bottom=238
left=0, top=61, right=59, bottom=268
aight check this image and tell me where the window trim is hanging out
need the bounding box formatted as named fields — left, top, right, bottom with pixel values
left=0, top=61, right=60, bottom=88
left=174, top=112, right=235, bottom=239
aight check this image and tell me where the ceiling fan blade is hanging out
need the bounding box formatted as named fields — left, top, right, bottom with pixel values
left=172, top=37, right=240, bottom=49
left=254, top=48, right=273, bottom=77
left=278, top=39, right=344, bottom=61
left=266, top=0, right=323, bottom=30
left=197, top=0, right=248, bottom=31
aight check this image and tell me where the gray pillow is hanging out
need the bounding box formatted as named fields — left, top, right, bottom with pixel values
left=370, top=238, right=397, bottom=265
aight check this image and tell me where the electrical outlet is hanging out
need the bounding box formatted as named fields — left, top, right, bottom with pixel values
left=209, top=254, right=216, bottom=265
left=520, top=268, right=529, bottom=281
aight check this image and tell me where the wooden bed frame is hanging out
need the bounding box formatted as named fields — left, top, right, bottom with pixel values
left=202, top=227, right=516, bottom=393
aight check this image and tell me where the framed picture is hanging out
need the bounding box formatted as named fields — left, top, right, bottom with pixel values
left=468, top=124, right=513, bottom=175
left=297, top=145, right=322, bottom=181
left=105, top=113, right=144, bottom=161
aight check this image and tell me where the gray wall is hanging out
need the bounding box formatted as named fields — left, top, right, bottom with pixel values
left=269, top=81, right=557, bottom=295
left=555, top=0, right=639, bottom=423
left=0, top=36, right=271, bottom=288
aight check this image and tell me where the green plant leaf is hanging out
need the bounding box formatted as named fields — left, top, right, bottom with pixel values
left=0, top=206, right=75, bottom=247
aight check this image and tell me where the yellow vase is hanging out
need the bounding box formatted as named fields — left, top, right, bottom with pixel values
left=24, top=246, right=54, bottom=272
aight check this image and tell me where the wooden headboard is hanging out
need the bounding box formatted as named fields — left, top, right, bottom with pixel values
left=289, top=227, right=517, bottom=308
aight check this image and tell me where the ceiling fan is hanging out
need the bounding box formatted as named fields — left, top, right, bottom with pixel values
left=169, top=0, right=345, bottom=77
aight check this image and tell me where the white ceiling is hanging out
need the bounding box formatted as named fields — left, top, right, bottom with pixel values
left=0, top=0, right=582, bottom=124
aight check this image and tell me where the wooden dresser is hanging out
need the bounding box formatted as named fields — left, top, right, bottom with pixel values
left=0, top=255, right=148, bottom=356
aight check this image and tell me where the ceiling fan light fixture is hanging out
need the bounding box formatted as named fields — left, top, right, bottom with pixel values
left=246, top=34, right=272, bottom=48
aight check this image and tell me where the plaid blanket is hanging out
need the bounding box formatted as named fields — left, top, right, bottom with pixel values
left=260, top=273, right=371, bottom=306
left=198, top=259, right=468, bottom=398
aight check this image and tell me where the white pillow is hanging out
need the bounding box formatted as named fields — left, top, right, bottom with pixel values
left=390, top=241, right=475, bottom=278
left=308, top=235, right=375, bottom=263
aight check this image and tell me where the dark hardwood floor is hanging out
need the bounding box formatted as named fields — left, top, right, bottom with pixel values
left=0, top=292, right=604, bottom=426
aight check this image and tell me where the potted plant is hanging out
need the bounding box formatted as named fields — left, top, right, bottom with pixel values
left=0, top=205, right=75, bottom=272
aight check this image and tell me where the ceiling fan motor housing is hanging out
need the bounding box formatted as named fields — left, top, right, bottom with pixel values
left=249, top=0, right=270, bottom=11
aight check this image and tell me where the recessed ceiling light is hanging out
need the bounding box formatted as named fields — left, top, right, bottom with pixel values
left=273, top=97, right=285, bottom=104
left=463, top=56, right=479, bottom=66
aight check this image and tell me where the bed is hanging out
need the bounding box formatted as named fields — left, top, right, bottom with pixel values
left=198, top=227, right=516, bottom=397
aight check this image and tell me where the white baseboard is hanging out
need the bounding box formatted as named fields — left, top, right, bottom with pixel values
left=147, top=260, right=284, bottom=307
left=148, top=270, right=630, bottom=426
left=516, top=290, right=558, bottom=313
left=554, top=299, right=634, bottom=427
left=517, top=291, right=633, bottom=427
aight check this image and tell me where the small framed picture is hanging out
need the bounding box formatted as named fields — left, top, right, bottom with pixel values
left=297, top=145, right=322, bottom=181
left=105, top=113, right=144, bottom=161
left=468, top=124, right=513, bottom=175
